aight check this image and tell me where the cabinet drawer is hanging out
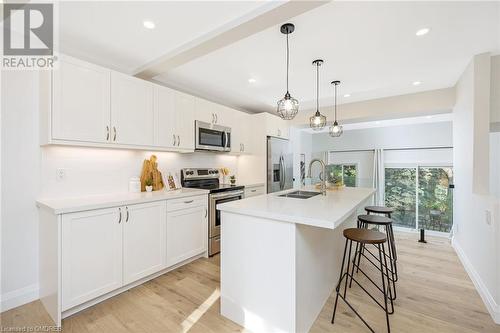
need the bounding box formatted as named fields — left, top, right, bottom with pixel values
left=167, top=195, right=207, bottom=212
left=244, top=185, right=265, bottom=198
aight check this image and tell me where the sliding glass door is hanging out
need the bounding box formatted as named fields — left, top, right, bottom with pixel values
left=385, top=166, right=453, bottom=233
left=385, top=168, right=417, bottom=229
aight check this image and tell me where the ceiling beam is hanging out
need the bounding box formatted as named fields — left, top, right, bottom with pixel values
left=134, top=0, right=329, bottom=79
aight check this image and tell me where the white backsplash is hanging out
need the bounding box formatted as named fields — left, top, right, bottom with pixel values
left=40, top=145, right=239, bottom=198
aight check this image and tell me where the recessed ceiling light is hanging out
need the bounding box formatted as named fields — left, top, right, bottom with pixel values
left=375, top=121, right=381, bottom=125
left=416, top=27, right=430, bottom=36
left=426, top=115, right=433, bottom=119
left=248, top=78, right=257, bottom=83
left=143, top=21, right=155, bottom=29
left=413, top=81, right=422, bottom=86
left=343, top=94, right=351, bottom=98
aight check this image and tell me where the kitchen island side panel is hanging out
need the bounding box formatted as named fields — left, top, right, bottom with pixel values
left=295, top=212, right=357, bottom=333
left=220, top=211, right=297, bottom=333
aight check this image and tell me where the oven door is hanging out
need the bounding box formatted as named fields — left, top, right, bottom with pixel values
left=209, top=190, right=244, bottom=238
left=195, top=121, right=231, bottom=151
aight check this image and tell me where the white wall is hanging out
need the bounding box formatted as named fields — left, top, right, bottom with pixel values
left=452, top=53, right=500, bottom=324
left=0, top=70, right=239, bottom=311
left=311, top=121, right=453, bottom=152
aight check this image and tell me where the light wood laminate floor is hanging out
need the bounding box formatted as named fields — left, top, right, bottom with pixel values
left=1, top=233, right=498, bottom=332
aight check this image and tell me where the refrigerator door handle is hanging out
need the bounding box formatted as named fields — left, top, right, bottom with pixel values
left=282, top=156, right=286, bottom=190
left=280, top=155, right=285, bottom=190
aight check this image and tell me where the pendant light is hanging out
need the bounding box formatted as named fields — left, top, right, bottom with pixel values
left=309, top=59, right=326, bottom=130
left=276, top=23, right=299, bottom=120
left=329, top=80, right=343, bottom=137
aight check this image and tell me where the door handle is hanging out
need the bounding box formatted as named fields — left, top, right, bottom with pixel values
left=205, top=207, right=208, bottom=218
left=184, top=200, right=194, bottom=204
left=113, top=126, right=117, bottom=141
left=118, top=207, right=122, bottom=224
left=173, top=134, right=176, bottom=146
left=106, top=126, right=110, bottom=141
left=242, top=143, right=245, bottom=152
left=212, top=113, right=215, bottom=124
left=215, top=113, right=218, bottom=124
left=177, top=135, right=180, bottom=146
left=125, top=206, right=129, bottom=222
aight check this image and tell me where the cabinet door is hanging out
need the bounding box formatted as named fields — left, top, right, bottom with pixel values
left=154, top=85, right=176, bottom=148
left=194, top=98, right=215, bottom=124
left=52, top=56, right=110, bottom=143
left=166, top=205, right=207, bottom=267
left=111, top=72, right=154, bottom=146
left=175, top=92, right=195, bottom=150
left=62, top=207, right=122, bottom=310
left=123, top=201, right=166, bottom=285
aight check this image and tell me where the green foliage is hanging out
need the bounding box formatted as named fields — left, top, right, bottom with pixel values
left=385, top=167, right=453, bottom=232
left=145, top=178, right=153, bottom=186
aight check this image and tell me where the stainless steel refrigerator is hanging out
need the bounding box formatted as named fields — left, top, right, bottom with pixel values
left=267, top=136, right=293, bottom=193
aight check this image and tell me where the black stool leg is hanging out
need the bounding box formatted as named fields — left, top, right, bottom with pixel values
left=349, top=241, right=360, bottom=288
left=388, top=224, right=398, bottom=282
left=343, top=240, right=353, bottom=298
left=384, top=225, right=397, bottom=301
left=379, top=244, right=391, bottom=333
left=332, top=238, right=349, bottom=324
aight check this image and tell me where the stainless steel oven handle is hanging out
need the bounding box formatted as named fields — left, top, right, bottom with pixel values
left=210, top=190, right=244, bottom=199
left=224, top=131, right=228, bottom=149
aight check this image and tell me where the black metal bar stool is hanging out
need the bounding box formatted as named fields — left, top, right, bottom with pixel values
left=355, top=214, right=398, bottom=300
left=332, top=228, right=392, bottom=333
left=365, top=205, right=394, bottom=218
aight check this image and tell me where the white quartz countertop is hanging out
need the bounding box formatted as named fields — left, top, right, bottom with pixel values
left=37, top=188, right=209, bottom=215
left=217, top=186, right=375, bottom=229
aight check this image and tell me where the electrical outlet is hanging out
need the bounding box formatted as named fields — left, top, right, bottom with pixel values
left=485, top=210, right=492, bottom=225
left=56, top=168, right=66, bottom=181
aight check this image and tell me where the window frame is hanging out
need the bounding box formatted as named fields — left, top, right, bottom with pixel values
left=327, top=163, right=359, bottom=187
left=384, top=163, right=453, bottom=236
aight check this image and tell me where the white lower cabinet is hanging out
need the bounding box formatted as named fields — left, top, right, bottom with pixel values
left=62, top=207, right=123, bottom=310
left=59, top=196, right=206, bottom=316
left=166, top=198, right=208, bottom=267
left=123, top=201, right=166, bottom=285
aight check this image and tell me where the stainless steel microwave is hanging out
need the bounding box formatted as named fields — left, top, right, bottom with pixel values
left=195, top=120, right=231, bottom=152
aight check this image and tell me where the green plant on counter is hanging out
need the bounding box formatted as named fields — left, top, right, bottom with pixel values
left=145, top=178, right=153, bottom=186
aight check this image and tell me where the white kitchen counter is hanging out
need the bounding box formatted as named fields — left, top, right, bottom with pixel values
left=37, top=188, right=208, bottom=215
left=218, top=186, right=375, bottom=229
left=218, top=186, right=375, bottom=333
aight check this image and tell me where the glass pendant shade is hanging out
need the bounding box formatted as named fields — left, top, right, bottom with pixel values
left=277, top=23, right=299, bottom=120
left=329, top=121, right=343, bottom=137
left=309, top=59, right=326, bottom=130
left=277, top=92, right=299, bottom=120
left=310, top=110, right=326, bottom=130
left=329, top=80, right=343, bottom=137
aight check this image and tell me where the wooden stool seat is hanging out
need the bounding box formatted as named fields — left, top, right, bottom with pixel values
left=343, top=228, right=387, bottom=244
left=365, top=205, right=394, bottom=215
left=358, top=214, right=392, bottom=225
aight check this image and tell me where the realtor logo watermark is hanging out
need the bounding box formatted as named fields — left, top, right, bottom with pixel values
left=2, top=3, right=58, bottom=69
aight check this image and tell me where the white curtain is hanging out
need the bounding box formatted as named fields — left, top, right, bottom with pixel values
left=373, top=149, right=385, bottom=205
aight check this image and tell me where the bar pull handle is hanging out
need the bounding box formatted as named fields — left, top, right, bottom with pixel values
left=125, top=206, right=129, bottom=222
left=184, top=200, right=194, bottom=204
left=118, top=208, right=122, bottom=224
left=106, top=126, right=110, bottom=141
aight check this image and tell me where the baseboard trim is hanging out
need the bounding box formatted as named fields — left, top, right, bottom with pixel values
left=1, top=283, right=39, bottom=313
left=452, top=237, right=500, bottom=324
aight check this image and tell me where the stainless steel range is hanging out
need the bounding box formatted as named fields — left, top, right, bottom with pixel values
left=181, top=168, right=244, bottom=256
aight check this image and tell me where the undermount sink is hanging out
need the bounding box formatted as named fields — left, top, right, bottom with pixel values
left=278, top=190, right=322, bottom=199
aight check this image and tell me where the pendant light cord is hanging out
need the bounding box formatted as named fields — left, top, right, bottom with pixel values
left=316, top=62, right=319, bottom=112
left=334, top=83, right=337, bottom=121
left=286, top=32, right=289, bottom=93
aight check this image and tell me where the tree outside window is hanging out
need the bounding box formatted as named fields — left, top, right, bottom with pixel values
left=326, top=164, right=357, bottom=187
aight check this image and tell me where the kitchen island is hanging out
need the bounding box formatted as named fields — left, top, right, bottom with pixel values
left=217, top=186, right=375, bottom=333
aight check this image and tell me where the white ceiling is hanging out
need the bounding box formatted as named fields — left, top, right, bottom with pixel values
left=59, top=1, right=266, bottom=72
left=154, top=1, right=500, bottom=113
left=58, top=1, right=500, bottom=115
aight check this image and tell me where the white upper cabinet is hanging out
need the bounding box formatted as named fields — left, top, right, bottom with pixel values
left=111, top=71, right=154, bottom=146
left=266, top=113, right=290, bottom=139
left=174, top=91, right=195, bottom=150
left=154, top=85, right=176, bottom=148
left=123, top=201, right=166, bottom=285
left=61, top=207, right=122, bottom=310
left=195, top=98, right=232, bottom=126
left=52, top=56, right=111, bottom=143
left=154, top=86, right=194, bottom=150
left=230, top=110, right=252, bottom=154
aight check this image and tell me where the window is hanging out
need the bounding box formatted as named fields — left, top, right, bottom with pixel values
left=385, top=168, right=417, bottom=229
left=326, top=164, right=357, bottom=187
left=385, top=166, right=453, bottom=233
